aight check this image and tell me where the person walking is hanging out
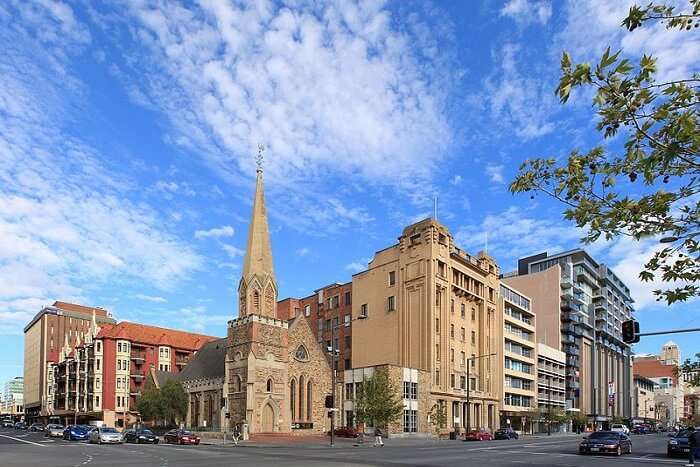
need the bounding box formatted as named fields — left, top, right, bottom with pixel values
left=688, top=426, right=700, bottom=467
left=374, top=426, right=384, bottom=447
left=232, top=423, right=241, bottom=446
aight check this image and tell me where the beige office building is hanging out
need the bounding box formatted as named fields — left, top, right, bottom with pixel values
left=351, top=218, right=503, bottom=435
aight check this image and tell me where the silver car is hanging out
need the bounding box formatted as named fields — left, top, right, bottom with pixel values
left=88, top=426, right=123, bottom=444
left=45, top=424, right=65, bottom=438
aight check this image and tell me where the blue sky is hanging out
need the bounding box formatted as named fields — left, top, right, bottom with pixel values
left=1, top=0, right=698, bottom=386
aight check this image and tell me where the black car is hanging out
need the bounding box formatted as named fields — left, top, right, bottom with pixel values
left=667, top=430, right=691, bottom=457
left=579, top=431, right=632, bottom=456
left=124, top=429, right=159, bottom=444
left=29, top=423, right=45, bottom=432
left=494, top=428, right=519, bottom=440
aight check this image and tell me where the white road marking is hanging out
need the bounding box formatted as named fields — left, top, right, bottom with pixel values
left=0, top=434, right=46, bottom=447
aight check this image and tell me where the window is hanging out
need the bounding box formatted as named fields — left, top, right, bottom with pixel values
left=344, top=358, right=351, bottom=370
left=435, top=369, right=440, bottom=385
left=471, top=308, right=476, bottom=321
left=304, top=305, right=311, bottom=316
left=344, top=314, right=351, bottom=326
left=461, top=303, right=465, bottom=318
left=460, top=327, right=465, bottom=341
left=96, top=359, right=100, bottom=371
left=387, top=296, right=396, bottom=311
left=344, top=291, right=351, bottom=305
left=295, top=345, right=309, bottom=361
left=118, top=360, right=122, bottom=371
left=471, top=331, right=476, bottom=345
left=325, top=319, right=331, bottom=332
left=451, top=299, right=454, bottom=314
left=460, top=352, right=466, bottom=367
left=266, top=379, right=273, bottom=392
left=345, top=383, right=354, bottom=400
left=402, top=381, right=418, bottom=400
left=403, top=410, right=417, bottom=433
left=307, top=380, right=313, bottom=421
left=95, top=396, right=100, bottom=407
left=333, top=317, right=339, bottom=328
left=360, top=304, right=368, bottom=318
left=450, top=348, right=454, bottom=362
left=344, top=335, right=351, bottom=348
left=450, top=373, right=455, bottom=388
left=460, top=375, right=466, bottom=390
left=388, top=271, right=396, bottom=286
left=450, top=324, right=454, bottom=338
left=96, top=341, right=101, bottom=352
left=117, top=378, right=121, bottom=389
left=332, top=295, right=339, bottom=308
left=435, top=318, right=440, bottom=333
left=290, top=380, right=296, bottom=418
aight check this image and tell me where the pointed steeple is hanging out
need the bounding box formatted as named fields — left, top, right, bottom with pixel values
left=241, top=145, right=275, bottom=282
left=238, top=145, right=277, bottom=318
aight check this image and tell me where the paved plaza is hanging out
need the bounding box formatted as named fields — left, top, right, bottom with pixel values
left=0, top=430, right=689, bottom=467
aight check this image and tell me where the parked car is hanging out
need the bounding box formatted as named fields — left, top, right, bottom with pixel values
left=667, top=430, right=691, bottom=457
left=14, top=422, right=27, bottom=430
left=494, top=427, right=519, bottom=440
left=1, top=420, right=15, bottom=428
left=579, top=431, right=632, bottom=456
left=63, top=425, right=90, bottom=441
left=329, top=427, right=358, bottom=438
left=124, top=428, right=159, bottom=444
left=610, top=424, right=630, bottom=435
left=45, top=424, right=65, bottom=438
left=89, top=426, right=123, bottom=444
left=163, top=429, right=201, bottom=445
left=29, top=423, right=45, bottom=432
left=464, top=429, right=493, bottom=441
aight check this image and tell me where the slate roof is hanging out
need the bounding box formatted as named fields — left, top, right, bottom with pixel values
left=178, top=337, right=228, bottom=382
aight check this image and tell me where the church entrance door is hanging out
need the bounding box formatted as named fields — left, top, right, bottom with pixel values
left=262, top=403, right=274, bottom=432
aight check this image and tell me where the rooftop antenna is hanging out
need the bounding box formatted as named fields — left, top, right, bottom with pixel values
left=256, top=143, right=265, bottom=173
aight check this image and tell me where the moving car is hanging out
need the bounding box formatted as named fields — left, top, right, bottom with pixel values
left=29, top=423, right=45, bottom=432
left=89, top=426, right=123, bottom=444
left=579, top=431, right=632, bottom=456
left=63, top=425, right=90, bottom=441
left=124, top=428, right=159, bottom=444
left=632, top=424, right=649, bottom=434
left=163, top=429, right=201, bottom=445
left=494, top=428, right=519, bottom=440
left=14, top=422, right=27, bottom=430
left=464, top=430, right=493, bottom=441
left=45, top=424, right=65, bottom=438
left=610, top=424, right=629, bottom=435
left=667, top=430, right=691, bottom=457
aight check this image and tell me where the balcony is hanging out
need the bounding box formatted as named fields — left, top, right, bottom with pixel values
left=129, top=391, right=141, bottom=397
left=130, top=353, right=146, bottom=363
left=130, top=373, right=145, bottom=380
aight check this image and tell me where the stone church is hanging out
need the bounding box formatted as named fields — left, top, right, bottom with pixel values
left=174, top=158, right=332, bottom=435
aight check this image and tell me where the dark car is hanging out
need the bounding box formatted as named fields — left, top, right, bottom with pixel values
left=163, top=429, right=200, bottom=445
left=667, top=430, right=691, bottom=457
left=494, top=428, right=519, bottom=440
left=124, top=428, right=159, bottom=444
left=579, top=431, right=632, bottom=456
left=632, top=424, right=650, bottom=434
left=14, top=422, right=27, bottom=430
left=465, top=429, right=493, bottom=441
left=329, top=427, right=358, bottom=438
left=63, top=425, right=90, bottom=441
left=29, top=423, right=45, bottom=432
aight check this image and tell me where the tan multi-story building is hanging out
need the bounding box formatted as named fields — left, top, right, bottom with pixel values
left=23, top=301, right=116, bottom=422
left=499, top=283, right=537, bottom=432
left=350, top=218, right=503, bottom=435
left=632, top=375, right=657, bottom=423
left=536, top=343, right=567, bottom=433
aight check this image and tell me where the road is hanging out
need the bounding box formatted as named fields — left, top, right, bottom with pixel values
left=0, top=429, right=688, bottom=467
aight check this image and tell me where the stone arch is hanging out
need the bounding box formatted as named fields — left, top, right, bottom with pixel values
left=233, top=374, right=242, bottom=392
left=260, top=397, right=280, bottom=433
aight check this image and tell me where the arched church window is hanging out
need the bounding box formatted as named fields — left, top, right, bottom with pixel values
left=266, top=378, right=273, bottom=393
left=299, top=375, right=305, bottom=421
left=290, top=379, right=296, bottom=421
left=306, top=380, right=313, bottom=421
left=295, top=345, right=308, bottom=361
left=234, top=375, right=242, bottom=392
left=253, top=290, right=260, bottom=312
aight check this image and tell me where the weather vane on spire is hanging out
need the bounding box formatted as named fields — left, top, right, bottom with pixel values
left=256, top=143, right=265, bottom=173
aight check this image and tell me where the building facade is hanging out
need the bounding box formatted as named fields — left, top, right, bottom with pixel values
left=1, top=377, right=24, bottom=420
left=350, top=218, right=503, bottom=435
left=503, top=249, right=634, bottom=427
left=23, top=302, right=116, bottom=422
left=535, top=343, right=567, bottom=433
left=632, top=375, right=658, bottom=423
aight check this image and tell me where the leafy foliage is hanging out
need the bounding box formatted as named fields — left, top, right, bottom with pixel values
left=536, top=407, right=570, bottom=426
left=511, top=1, right=700, bottom=305
left=678, top=352, right=700, bottom=386
left=353, top=369, right=404, bottom=429
left=428, top=402, right=447, bottom=435
left=135, top=381, right=188, bottom=426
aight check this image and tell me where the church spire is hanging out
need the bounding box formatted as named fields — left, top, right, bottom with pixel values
left=238, top=145, right=277, bottom=318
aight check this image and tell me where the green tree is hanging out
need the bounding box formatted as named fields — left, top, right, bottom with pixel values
left=537, top=407, right=569, bottom=428
left=353, top=369, right=404, bottom=429
left=677, top=352, right=700, bottom=386
left=135, top=386, right=163, bottom=423
left=428, top=402, right=447, bottom=435
left=511, top=0, right=700, bottom=305
left=569, top=412, right=589, bottom=432
left=159, top=381, right=188, bottom=426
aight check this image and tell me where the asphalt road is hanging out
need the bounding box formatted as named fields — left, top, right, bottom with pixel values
left=0, top=429, right=688, bottom=467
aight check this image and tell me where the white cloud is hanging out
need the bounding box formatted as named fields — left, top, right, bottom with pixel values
left=500, top=0, right=552, bottom=26
left=345, top=257, right=371, bottom=273
left=194, top=225, right=235, bottom=239
left=134, top=294, right=167, bottom=303
left=222, top=244, right=245, bottom=258
left=154, top=180, right=196, bottom=199
left=0, top=2, right=201, bottom=335
left=450, top=175, right=462, bottom=186
left=486, top=164, right=505, bottom=184
left=296, top=247, right=311, bottom=257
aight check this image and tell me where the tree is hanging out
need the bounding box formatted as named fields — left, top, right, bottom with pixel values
left=353, top=369, right=404, bottom=429
left=511, top=0, right=700, bottom=305
left=569, top=412, right=589, bottom=432
left=536, top=407, right=569, bottom=428
left=428, top=402, right=447, bottom=435
left=677, top=352, right=700, bottom=386
left=135, top=381, right=188, bottom=426
left=135, top=387, right=163, bottom=423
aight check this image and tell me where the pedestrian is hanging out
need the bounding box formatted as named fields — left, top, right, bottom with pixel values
left=374, top=426, right=384, bottom=447
left=232, top=423, right=241, bottom=446
left=688, top=426, right=700, bottom=467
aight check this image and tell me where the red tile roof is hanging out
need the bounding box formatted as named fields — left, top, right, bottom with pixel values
left=95, top=321, right=218, bottom=351
left=633, top=356, right=677, bottom=382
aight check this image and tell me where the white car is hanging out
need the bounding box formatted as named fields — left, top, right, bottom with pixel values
left=89, top=426, right=123, bottom=444
left=611, top=424, right=630, bottom=434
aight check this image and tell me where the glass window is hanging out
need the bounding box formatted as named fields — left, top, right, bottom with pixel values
left=388, top=271, right=396, bottom=286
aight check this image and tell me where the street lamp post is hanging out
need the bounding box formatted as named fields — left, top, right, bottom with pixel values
left=465, top=352, right=496, bottom=433
left=328, top=314, right=366, bottom=447
left=547, top=374, right=552, bottom=436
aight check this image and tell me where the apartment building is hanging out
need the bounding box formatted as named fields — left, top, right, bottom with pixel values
left=349, top=218, right=503, bottom=435
left=632, top=375, right=658, bottom=422
left=0, top=377, right=24, bottom=420
left=45, top=320, right=216, bottom=427
left=503, top=249, right=634, bottom=427
left=535, top=343, right=567, bottom=433
left=23, top=301, right=117, bottom=422
left=499, top=283, right=537, bottom=433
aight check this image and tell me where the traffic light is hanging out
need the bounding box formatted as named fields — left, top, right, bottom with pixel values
left=325, top=395, right=334, bottom=408
left=622, top=320, right=640, bottom=344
